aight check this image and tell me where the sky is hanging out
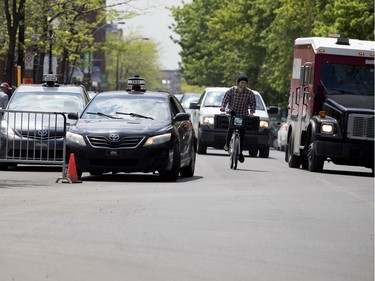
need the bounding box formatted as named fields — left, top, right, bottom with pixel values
left=109, top=0, right=191, bottom=70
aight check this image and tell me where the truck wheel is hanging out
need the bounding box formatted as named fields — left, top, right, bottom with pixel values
left=259, top=146, right=270, bottom=158
left=307, top=142, right=324, bottom=172
left=249, top=150, right=258, bottom=157
left=287, top=135, right=301, bottom=168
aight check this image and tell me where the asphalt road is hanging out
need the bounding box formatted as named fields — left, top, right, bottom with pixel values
left=0, top=149, right=373, bottom=281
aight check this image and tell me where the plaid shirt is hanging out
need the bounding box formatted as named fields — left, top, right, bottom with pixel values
left=221, top=86, right=256, bottom=116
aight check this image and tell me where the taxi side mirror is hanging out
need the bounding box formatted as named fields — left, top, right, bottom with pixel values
left=68, top=112, right=79, bottom=120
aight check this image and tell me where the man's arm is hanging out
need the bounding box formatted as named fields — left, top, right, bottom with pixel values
left=249, top=91, right=256, bottom=115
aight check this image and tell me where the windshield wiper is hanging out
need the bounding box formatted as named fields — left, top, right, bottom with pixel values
left=116, top=111, right=154, bottom=120
left=87, top=112, right=122, bottom=119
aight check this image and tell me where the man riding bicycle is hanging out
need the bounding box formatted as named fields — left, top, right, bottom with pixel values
left=220, top=74, right=256, bottom=163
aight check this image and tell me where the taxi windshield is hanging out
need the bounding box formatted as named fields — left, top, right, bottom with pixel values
left=82, top=95, right=170, bottom=122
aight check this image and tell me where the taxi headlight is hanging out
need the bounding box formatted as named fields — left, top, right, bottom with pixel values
left=321, top=123, right=334, bottom=134
left=144, top=133, right=171, bottom=146
left=202, top=116, right=214, bottom=125
left=66, top=131, right=86, bottom=146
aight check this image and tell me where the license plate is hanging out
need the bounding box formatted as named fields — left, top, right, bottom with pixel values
left=234, top=117, right=243, bottom=126
left=35, top=142, right=48, bottom=147
left=106, top=150, right=121, bottom=157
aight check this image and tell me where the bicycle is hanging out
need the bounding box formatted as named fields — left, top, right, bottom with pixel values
left=228, top=115, right=246, bottom=170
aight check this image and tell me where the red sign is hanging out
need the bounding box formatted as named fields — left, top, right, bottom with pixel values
left=23, top=78, right=33, bottom=84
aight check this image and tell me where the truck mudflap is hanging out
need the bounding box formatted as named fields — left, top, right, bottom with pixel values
left=315, top=140, right=374, bottom=166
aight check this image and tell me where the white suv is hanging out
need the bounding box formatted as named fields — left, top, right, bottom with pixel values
left=189, top=87, right=276, bottom=157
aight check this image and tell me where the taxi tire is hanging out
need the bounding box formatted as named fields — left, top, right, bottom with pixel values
left=180, top=147, right=195, bottom=177
left=159, top=144, right=181, bottom=182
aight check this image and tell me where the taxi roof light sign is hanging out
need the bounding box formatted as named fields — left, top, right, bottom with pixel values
left=126, top=74, right=146, bottom=92
left=43, top=74, right=58, bottom=82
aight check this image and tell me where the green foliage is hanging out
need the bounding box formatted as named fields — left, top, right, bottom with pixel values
left=171, top=0, right=374, bottom=107
left=180, top=82, right=205, bottom=94
left=0, top=0, right=159, bottom=86
left=105, top=34, right=162, bottom=91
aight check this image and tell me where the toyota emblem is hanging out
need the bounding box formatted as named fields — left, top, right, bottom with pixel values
left=108, top=134, right=120, bottom=141
left=37, top=130, right=48, bottom=137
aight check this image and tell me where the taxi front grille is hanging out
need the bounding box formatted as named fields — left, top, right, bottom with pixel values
left=20, top=133, right=64, bottom=140
left=87, top=135, right=144, bottom=148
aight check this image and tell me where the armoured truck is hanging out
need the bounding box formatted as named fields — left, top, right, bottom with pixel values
left=285, top=36, right=374, bottom=173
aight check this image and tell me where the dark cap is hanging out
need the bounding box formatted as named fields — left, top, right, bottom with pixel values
left=237, top=74, right=248, bottom=84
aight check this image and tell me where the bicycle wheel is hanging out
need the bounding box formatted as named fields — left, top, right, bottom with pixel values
left=229, top=137, right=235, bottom=169
left=232, top=134, right=239, bottom=170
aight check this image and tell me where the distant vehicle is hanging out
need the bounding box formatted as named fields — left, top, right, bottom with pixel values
left=189, top=87, right=277, bottom=157
left=269, top=121, right=281, bottom=150
left=66, top=76, right=196, bottom=181
left=286, top=36, right=374, bottom=173
left=277, top=122, right=288, bottom=151
left=180, top=93, right=201, bottom=114
left=0, top=74, right=91, bottom=170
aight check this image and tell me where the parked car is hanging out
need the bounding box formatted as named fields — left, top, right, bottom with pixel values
left=66, top=80, right=196, bottom=182
left=189, top=87, right=277, bottom=157
left=277, top=122, right=288, bottom=151
left=0, top=75, right=91, bottom=170
left=269, top=121, right=280, bottom=150
left=180, top=92, right=201, bottom=114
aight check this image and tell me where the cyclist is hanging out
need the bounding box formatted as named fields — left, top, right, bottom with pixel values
left=220, top=74, right=256, bottom=163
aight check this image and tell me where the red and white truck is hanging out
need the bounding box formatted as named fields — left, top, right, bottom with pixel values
left=285, top=35, right=374, bottom=173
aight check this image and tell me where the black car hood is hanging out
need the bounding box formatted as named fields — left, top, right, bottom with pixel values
left=71, top=119, right=171, bottom=135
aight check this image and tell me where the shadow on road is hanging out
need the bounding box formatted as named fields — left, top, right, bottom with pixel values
left=80, top=173, right=203, bottom=183
left=322, top=169, right=374, bottom=178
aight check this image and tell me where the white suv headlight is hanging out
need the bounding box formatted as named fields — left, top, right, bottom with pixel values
left=259, top=120, right=269, bottom=131
left=202, top=116, right=214, bottom=125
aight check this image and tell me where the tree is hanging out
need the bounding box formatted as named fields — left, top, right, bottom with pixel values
left=2, top=0, right=25, bottom=85
left=313, top=0, right=374, bottom=40
left=105, top=33, right=162, bottom=91
left=171, top=0, right=374, bottom=107
left=0, top=0, right=131, bottom=85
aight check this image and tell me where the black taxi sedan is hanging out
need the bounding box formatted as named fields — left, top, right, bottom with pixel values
left=66, top=89, right=196, bottom=181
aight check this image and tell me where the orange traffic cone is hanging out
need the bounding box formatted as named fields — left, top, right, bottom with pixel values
left=65, top=153, right=82, bottom=183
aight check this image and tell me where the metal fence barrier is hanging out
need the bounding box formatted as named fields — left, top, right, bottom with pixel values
left=0, top=109, right=69, bottom=182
